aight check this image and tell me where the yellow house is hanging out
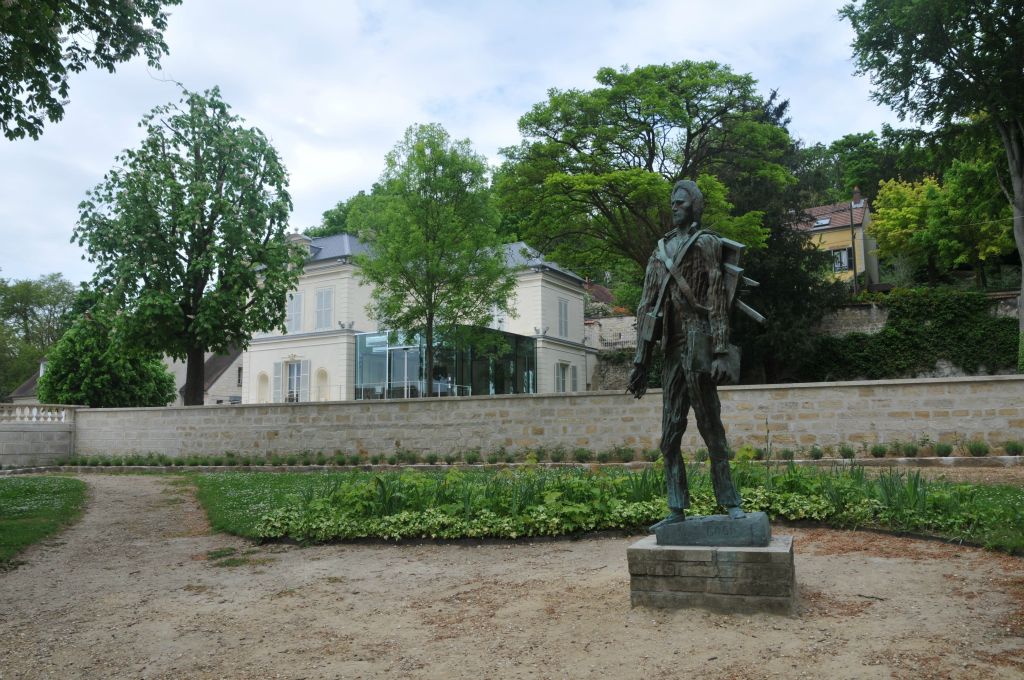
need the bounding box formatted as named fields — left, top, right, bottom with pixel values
left=795, top=188, right=879, bottom=286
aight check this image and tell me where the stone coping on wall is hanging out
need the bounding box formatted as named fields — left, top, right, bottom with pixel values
left=3, top=456, right=1021, bottom=477
left=67, top=372, right=1024, bottom=414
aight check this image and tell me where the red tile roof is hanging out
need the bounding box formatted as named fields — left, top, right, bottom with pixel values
left=794, top=201, right=868, bottom=232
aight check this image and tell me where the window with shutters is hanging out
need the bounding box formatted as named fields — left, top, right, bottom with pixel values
left=555, top=362, right=570, bottom=393
left=285, top=292, right=304, bottom=334
left=570, top=364, right=578, bottom=392
left=557, top=298, right=569, bottom=337
left=315, top=287, right=333, bottom=330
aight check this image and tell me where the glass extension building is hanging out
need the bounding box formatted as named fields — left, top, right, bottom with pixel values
left=354, top=328, right=537, bottom=400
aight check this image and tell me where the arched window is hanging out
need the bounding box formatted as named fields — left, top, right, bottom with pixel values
left=257, top=372, right=270, bottom=403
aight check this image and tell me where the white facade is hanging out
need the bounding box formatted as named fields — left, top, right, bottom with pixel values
left=243, top=235, right=596, bottom=402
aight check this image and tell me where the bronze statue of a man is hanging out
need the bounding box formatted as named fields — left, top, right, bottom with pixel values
left=627, top=179, right=752, bottom=528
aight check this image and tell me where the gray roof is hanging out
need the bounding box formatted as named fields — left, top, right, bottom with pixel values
left=502, top=242, right=584, bottom=285
left=307, top=233, right=370, bottom=262
left=308, top=234, right=583, bottom=285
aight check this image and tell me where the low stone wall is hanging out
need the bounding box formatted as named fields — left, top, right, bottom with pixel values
left=0, top=405, right=78, bottom=467
left=70, top=375, right=1024, bottom=459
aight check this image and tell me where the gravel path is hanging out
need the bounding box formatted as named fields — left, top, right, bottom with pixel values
left=1, top=474, right=1022, bottom=679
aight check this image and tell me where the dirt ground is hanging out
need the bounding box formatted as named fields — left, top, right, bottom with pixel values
left=1, top=474, right=1022, bottom=680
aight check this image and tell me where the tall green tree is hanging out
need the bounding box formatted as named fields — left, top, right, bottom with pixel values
left=0, top=0, right=181, bottom=140
left=496, top=61, right=789, bottom=276
left=305, top=191, right=370, bottom=238
left=73, top=88, right=304, bottom=405
left=36, top=300, right=175, bottom=408
left=349, top=123, right=517, bottom=393
left=0, top=273, right=78, bottom=399
left=842, top=0, right=1024, bottom=368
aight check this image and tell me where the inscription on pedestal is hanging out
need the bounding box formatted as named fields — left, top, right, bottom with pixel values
left=655, top=511, right=771, bottom=547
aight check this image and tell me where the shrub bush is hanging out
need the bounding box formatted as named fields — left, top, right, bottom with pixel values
left=870, top=444, right=887, bottom=458
left=347, top=454, right=362, bottom=466
left=385, top=455, right=398, bottom=465
left=901, top=442, right=919, bottom=458
left=1004, top=441, right=1023, bottom=456
left=935, top=442, right=953, bottom=457
left=694, top=449, right=709, bottom=463
left=644, top=449, right=660, bottom=462
left=800, top=288, right=1018, bottom=380
left=779, top=449, right=795, bottom=462
left=596, top=451, right=611, bottom=463
left=809, top=445, right=824, bottom=460
left=966, top=440, right=990, bottom=457
left=425, top=453, right=439, bottom=464
left=839, top=444, right=856, bottom=460
left=369, top=454, right=383, bottom=465
left=549, top=446, right=566, bottom=463
left=486, top=453, right=499, bottom=464
left=573, top=448, right=593, bottom=463
left=443, top=453, right=457, bottom=465
left=464, top=450, right=481, bottom=464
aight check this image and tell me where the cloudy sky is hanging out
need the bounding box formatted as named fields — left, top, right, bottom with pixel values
left=0, top=0, right=902, bottom=285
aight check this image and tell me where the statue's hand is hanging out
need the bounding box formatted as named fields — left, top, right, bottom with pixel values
left=627, top=364, right=648, bottom=399
left=711, top=357, right=730, bottom=385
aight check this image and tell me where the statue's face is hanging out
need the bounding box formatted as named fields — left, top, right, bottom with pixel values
left=671, top=187, right=693, bottom=227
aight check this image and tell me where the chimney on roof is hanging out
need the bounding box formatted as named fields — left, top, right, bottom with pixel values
left=286, top=229, right=313, bottom=255
left=852, top=186, right=863, bottom=208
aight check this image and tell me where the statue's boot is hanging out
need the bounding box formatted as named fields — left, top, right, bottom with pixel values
left=649, top=509, right=686, bottom=532
left=726, top=505, right=746, bottom=519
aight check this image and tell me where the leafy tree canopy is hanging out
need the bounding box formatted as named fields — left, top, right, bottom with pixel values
left=0, top=273, right=78, bottom=399
left=36, top=300, right=175, bottom=408
left=73, top=87, right=304, bottom=405
left=348, top=123, right=517, bottom=391
left=841, top=0, right=1024, bottom=368
left=496, top=61, right=791, bottom=278
left=0, top=0, right=181, bottom=140
left=305, top=191, right=371, bottom=238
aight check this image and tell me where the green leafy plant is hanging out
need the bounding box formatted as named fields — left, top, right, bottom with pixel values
left=385, top=455, right=398, bottom=466
left=548, top=446, right=566, bottom=463
left=486, top=453, right=499, bottom=464
left=809, top=445, right=824, bottom=460
left=839, top=444, right=856, bottom=460
left=1004, top=441, right=1023, bottom=456
left=966, top=440, right=990, bottom=457
left=573, top=448, right=593, bottom=463
left=934, top=442, right=953, bottom=457
left=425, top=453, right=439, bottom=464
left=443, top=454, right=457, bottom=465
left=901, top=442, right=919, bottom=458
left=870, top=444, right=887, bottom=458
left=464, top=450, right=481, bottom=465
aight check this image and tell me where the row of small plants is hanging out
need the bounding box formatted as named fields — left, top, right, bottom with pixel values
left=48, top=445, right=661, bottom=469
left=191, top=461, right=1024, bottom=553
left=32, top=437, right=1020, bottom=471
left=734, top=437, right=1023, bottom=461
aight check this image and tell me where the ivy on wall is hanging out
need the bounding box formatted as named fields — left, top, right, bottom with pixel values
left=800, top=288, right=1018, bottom=381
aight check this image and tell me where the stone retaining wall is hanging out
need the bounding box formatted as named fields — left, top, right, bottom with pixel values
left=70, top=375, right=1024, bottom=459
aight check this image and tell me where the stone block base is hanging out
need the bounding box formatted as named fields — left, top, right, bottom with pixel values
left=627, top=534, right=795, bottom=615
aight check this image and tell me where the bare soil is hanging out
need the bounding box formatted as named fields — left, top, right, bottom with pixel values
left=1, top=473, right=1022, bottom=680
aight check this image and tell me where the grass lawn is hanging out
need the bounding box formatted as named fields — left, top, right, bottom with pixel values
left=0, top=476, right=87, bottom=567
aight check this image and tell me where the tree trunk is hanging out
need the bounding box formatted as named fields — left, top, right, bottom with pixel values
left=424, top=323, right=435, bottom=398
left=992, top=117, right=1024, bottom=371
left=182, top=346, right=205, bottom=406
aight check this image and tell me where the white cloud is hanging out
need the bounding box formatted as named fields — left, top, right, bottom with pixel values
left=0, top=0, right=904, bottom=283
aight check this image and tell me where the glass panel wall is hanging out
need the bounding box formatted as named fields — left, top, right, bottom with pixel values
left=354, top=327, right=536, bottom=400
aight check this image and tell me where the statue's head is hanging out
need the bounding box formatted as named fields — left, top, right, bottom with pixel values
left=671, top=180, right=704, bottom=228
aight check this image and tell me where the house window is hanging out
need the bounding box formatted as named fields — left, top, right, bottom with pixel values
left=236, top=366, right=243, bottom=387
left=555, top=362, right=570, bottom=393
left=815, top=217, right=831, bottom=227
left=315, top=287, right=333, bottom=331
left=285, top=292, right=304, bottom=334
left=831, top=248, right=853, bottom=273
left=491, top=304, right=507, bottom=332
left=570, top=365, right=578, bottom=392
left=286, top=361, right=302, bottom=402
left=273, top=360, right=309, bottom=402
left=557, top=298, right=569, bottom=337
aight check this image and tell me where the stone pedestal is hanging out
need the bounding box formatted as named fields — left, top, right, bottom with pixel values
left=627, top=534, right=795, bottom=615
